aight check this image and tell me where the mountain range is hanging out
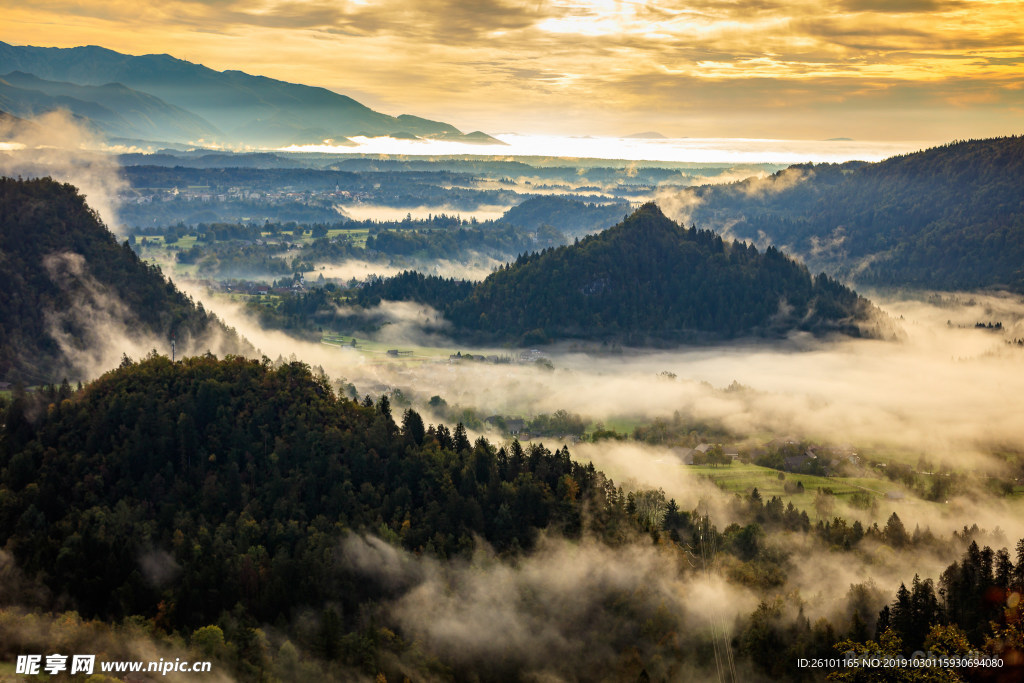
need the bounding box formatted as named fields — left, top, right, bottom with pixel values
left=0, top=41, right=498, bottom=148
left=0, top=70, right=219, bottom=142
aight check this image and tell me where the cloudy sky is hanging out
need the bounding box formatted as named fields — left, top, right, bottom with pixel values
left=3, top=0, right=1022, bottom=141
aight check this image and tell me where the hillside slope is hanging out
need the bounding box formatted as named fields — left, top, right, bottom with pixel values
left=690, top=136, right=1024, bottom=291
left=0, top=177, right=247, bottom=383
left=0, top=355, right=638, bottom=679
left=497, top=196, right=631, bottom=236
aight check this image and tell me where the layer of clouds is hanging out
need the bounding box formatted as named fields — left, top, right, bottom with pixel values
left=291, top=134, right=921, bottom=164
left=311, top=257, right=500, bottom=283
left=337, top=203, right=513, bottom=222
left=3, top=0, right=1021, bottom=140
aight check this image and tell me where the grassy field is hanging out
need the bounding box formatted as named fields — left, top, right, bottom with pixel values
left=325, top=227, right=370, bottom=247
left=223, top=292, right=281, bottom=304
left=589, top=417, right=642, bottom=437
left=321, top=335, right=517, bottom=367
left=321, top=334, right=478, bottom=364
left=689, top=462, right=907, bottom=515
left=173, top=235, right=199, bottom=249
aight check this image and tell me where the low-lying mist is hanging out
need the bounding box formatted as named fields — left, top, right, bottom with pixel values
left=210, top=290, right=1022, bottom=452
left=44, top=252, right=243, bottom=381
left=281, top=134, right=932, bottom=165
left=339, top=204, right=513, bottom=223
left=0, top=111, right=126, bottom=235
left=175, top=278, right=1024, bottom=535
left=310, top=255, right=501, bottom=283
left=332, top=522, right=960, bottom=681
left=339, top=532, right=760, bottom=681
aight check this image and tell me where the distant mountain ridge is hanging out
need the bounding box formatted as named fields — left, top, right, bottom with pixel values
left=0, top=70, right=221, bottom=142
left=0, top=42, right=497, bottom=147
left=358, top=203, right=885, bottom=345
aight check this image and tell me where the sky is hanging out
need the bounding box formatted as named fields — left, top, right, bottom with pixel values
left=2, top=0, right=1022, bottom=141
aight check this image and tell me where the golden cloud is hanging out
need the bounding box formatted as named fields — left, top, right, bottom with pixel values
left=0, top=0, right=1020, bottom=138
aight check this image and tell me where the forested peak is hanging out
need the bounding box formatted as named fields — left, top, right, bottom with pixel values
left=0, top=351, right=625, bottom=647
left=0, top=175, right=111, bottom=243
left=523, top=200, right=757, bottom=272
left=607, top=201, right=674, bottom=235
left=631, top=201, right=667, bottom=219
left=79, top=353, right=334, bottom=409
left=354, top=198, right=881, bottom=344
left=566, top=200, right=722, bottom=255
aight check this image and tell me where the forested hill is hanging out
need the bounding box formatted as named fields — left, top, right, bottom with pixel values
left=0, top=355, right=644, bottom=678
left=496, top=195, right=630, bottom=236
left=690, top=136, right=1024, bottom=291
left=0, top=176, right=247, bottom=383
left=358, top=203, right=882, bottom=345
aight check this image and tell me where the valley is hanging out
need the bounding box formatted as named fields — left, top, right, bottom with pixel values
left=1, top=29, right=1023, bottom=682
